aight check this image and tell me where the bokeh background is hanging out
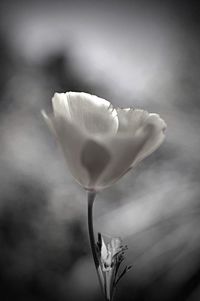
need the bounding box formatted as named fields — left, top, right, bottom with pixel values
left=0, top=0, right=200, bottom=300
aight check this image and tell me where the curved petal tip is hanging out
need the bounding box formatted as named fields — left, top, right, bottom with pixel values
left=51, top=91, right=119, bottom=136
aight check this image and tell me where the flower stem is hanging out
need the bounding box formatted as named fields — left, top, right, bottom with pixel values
left=87, top=191, right=99, bottom=268
left=87, top=191, right=109, bottom=300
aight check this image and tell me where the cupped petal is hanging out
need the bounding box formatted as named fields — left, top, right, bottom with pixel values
left=96, top=134, right=148, bottom=189
left=117, top=108, right=149, bottom=133
left=131, top=113, right=166, bottom=166
left=80, top=139, right=111, bottom=189
left=117, top=108, right=166, bottom=166
left=52, top=92, right=119, bottom=136
left=95, top=112, right=166, bottom=189
left=42, top=111, right=112, bottom=190
left=42, top=111, right=89, bottom=187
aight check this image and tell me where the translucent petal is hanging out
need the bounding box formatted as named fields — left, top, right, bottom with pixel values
left=97, top=134, right=147, bottom=189
left=80, top=139, right=111, bottom=189
left=96, top=113, right=166, bottom=189
left=131, top=113, right=166, bottom=166
left=52, top=92, right=119, bottom=136
left=41, top=110, right=57, bottom=135
left=117, top=108, right=149, bottom=133
left=42, top=112, right=89, bottom=187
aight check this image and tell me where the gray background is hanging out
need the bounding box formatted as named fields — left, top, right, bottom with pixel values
left=0, top=0, right=199, bottom=300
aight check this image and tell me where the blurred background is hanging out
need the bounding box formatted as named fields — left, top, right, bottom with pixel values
left=0, top=0, right=200, bottom=300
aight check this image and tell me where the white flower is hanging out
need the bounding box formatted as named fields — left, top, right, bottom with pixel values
left=42, top=92, right=166, bottom=191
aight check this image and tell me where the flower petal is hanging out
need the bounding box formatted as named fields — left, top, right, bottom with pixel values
left=42, top=112, right=89, bottom=187
left=110, top=238, right=122, bottom=257
left=81, top=139, right=111, bottom=189
left=52, top=93, right=71, bottom=119
left=101, top=236, right=109, bottom=262
left=117, top=108, right=149, bottom=133
left=52, top=92, right=119, bottom=136
left=116, top=108, right=166, bottom=166
left=97, top=134, right=147, bottom=188
left=41, top=110, right=57, bottom=135
left=96, top=113, right=166, bottom=189
left=131, top=113, right=166, bottom=166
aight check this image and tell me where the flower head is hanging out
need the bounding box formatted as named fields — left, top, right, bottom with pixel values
left=42, top=92, right=166, bottom=191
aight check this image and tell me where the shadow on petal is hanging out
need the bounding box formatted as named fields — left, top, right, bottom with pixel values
left=81, top=140, right=111, bottom=189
